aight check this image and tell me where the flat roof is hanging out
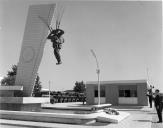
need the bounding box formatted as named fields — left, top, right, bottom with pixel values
left=86, top=79, right=148, bottom=85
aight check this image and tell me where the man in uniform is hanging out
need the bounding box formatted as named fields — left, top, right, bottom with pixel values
left=47, top=29, right=64, bottom=65
left=146, top=85, right=154, bottom=108
left=154, top=89, right=162, bottom=123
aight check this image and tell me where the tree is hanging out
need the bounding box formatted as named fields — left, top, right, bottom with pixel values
left=1, top=65, right=17, bottom=86
left=32, top=74, right=42, bottom=97
left=7, top=65, right=17, bottom=76
left=73, top=81, right=86, bottom=93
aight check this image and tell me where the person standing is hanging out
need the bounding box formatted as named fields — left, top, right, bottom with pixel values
left=154, top=89, right=162, bottom=123
left=147, top=85, right=154, bottom=108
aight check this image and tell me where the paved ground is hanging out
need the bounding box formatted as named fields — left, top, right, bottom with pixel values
left=151, top=111, right=163, bottom=128
left=0, top=102, right=162, bottom=128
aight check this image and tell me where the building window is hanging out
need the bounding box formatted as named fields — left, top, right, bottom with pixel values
left=95, top=90, right=98, bottom=97
left=119, top=90, right=137, bottom=97
left=125, top=90, right=130, bottom=97
left=119, top=90, right=125, bottom=97
left=94, top=89, right=105, bottom=97
left=130, top=90, right=137, bottom=97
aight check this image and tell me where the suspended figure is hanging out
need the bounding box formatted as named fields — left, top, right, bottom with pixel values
left=47, top=28, right=64, bottom=65
left=39, top=3, right=65, bottom=65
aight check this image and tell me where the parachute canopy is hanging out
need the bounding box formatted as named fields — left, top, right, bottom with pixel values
left=38, top=2, right=65, bottom=32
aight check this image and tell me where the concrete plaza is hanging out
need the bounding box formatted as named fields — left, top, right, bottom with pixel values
left=0, top=102, right=162, bottom=128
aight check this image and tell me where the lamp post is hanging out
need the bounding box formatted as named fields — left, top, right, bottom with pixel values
left=49, top=81, right=51, bottom=98
left=90, top=49, right=100, bottom=105
left=146, top=68, right=150, bottom=86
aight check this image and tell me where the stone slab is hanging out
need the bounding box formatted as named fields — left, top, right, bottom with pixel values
left=0, top=97, right=50, bottom=104
left=0, top=110, right=97, bottom=124
left=0, top=103, right=41, bottom=111
left=0, top=105, right=154, bottom=128
left=0, top=86, right=23, bottom=97
left=92, top=104, right=112, bottom=110
left=0, top=119, right=95, bottom=128
left=0, top=110, right=153, bottom=128
left=42, top=103, right=112, bottom=111
left=15, top=4, right=55, bottom=96
left=0, top=90, right=15, bottom=97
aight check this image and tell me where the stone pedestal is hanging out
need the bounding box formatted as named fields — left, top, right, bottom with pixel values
left=0, top=86, right=50, bottom=111
left=0, top=4, right=55, bottom=111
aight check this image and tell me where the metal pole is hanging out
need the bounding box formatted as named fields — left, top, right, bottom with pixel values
left=91, top=49, right=100, bottom=105
left=97, top=69, right=100, bottom=105
left=146, top=68, right=150, bottom=85
left=49, top=81, right=51, bottom=98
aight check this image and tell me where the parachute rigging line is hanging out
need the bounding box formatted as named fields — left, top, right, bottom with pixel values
left=55, top=3, right=65, bottom=29
left=38, top=16, right=52, bottom=32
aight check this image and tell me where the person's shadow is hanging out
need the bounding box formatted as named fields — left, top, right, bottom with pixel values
left=152, top=121, right=157, bottom=123
left=134, top=120, right=162, bottom=124
left=134, top=119, right=152, bottom=122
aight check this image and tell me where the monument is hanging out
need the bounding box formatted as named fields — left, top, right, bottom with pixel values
left=15, top=4, right=55, bottom=97
left=0, top=3, right=130, bottom=125
left=0, top=4, right=55, bottom=111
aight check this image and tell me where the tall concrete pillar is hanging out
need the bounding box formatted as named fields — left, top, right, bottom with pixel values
left=15, top=4, right=55, bottom=96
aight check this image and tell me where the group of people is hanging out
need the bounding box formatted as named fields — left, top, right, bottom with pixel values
left=146, top=85, right=163, bottom=123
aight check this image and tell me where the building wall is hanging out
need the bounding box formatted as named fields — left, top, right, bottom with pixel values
left=137, top=84, right=148, bottom=105
left=86, top=80, right=148, bottom=106
left=105, top=85, right=118, bottom=105
left=86, top=84, right=95, bottom=105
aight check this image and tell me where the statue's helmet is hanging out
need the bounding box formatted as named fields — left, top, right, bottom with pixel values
left=56, top=29, right=64, bottom=36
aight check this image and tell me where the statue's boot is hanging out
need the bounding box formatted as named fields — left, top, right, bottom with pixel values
left=56, top=61, right=62, bottom=65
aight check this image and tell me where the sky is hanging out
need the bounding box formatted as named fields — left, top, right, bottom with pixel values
left=0, top=0, right=162, bottom=92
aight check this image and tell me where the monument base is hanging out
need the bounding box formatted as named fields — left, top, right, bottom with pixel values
left=0, top=103, right=41, bottom=111
left=0, top=109, right=130, bottom=124
left=0, top=97, right=50, bottom=111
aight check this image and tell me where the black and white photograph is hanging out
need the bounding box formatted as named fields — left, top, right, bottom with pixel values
left=0, top=0, right=162, bottom=127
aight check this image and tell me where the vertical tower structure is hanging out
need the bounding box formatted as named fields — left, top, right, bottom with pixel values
left=15, top=4, right=55, bottom=96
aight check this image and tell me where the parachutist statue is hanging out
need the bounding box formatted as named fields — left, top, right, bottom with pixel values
left=47, top=28, right=64, bottom=65
left=39, top=4, right=65, bottom=65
